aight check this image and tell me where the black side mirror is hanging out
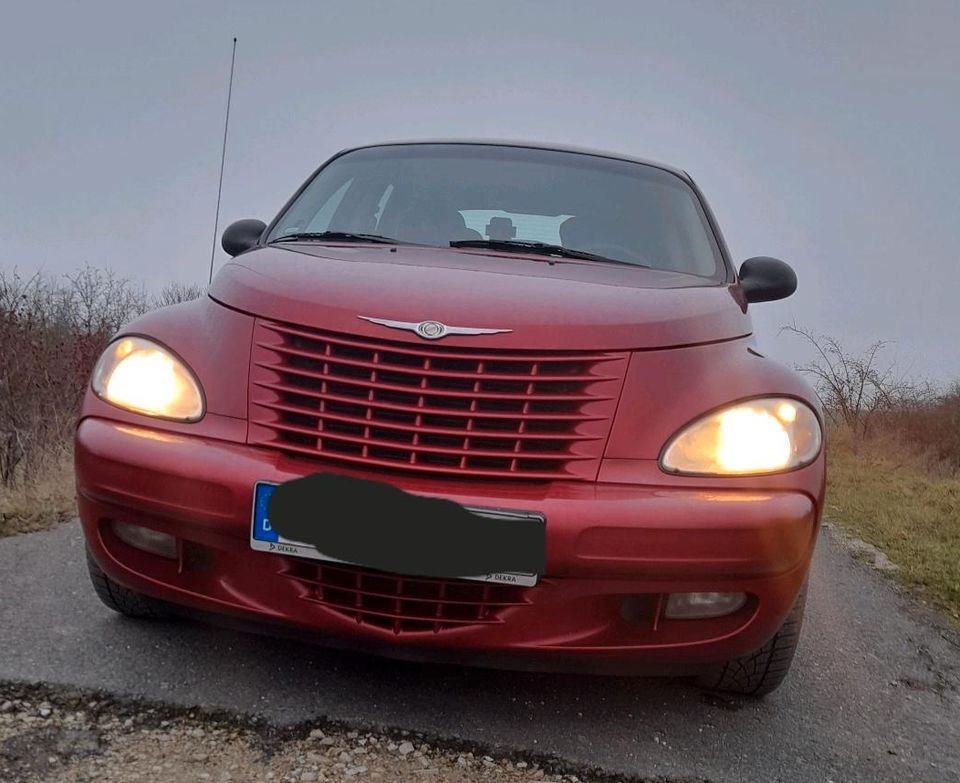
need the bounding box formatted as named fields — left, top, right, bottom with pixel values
left=221, top=219, right=267, bottom=257
left=738, top=256, right=797, bottom=303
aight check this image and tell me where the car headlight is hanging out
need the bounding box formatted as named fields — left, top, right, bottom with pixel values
left=660, top=397, right=821, bottom=476
left=91, top=337, right=204, bottom=421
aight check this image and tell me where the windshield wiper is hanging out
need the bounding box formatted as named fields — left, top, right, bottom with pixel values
left=271, top=231, right=401, bottom=245
left=449, top=239, right=644, bottom=267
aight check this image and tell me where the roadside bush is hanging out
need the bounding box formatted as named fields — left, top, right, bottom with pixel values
left=785, top=324, right=959, bottom=473
left=0, top=266, right=205, bottom=490
left=154, top=281, right=206, bottom=307
left=782, top=324, right=933, bottom=437
left=878, top=383, right=960, bottom=473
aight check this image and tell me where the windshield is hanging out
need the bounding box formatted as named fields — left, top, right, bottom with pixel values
left=268, top=144, right=726, bottom=278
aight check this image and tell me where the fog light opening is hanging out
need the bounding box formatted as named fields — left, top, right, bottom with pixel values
left=663, top=591, right=747, bottom=619
left=619, top=594, right=660, bottom=626
left=112, top=520, right=177, bottom=559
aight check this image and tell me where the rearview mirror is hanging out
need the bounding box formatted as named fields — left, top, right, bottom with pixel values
left=738, top=257, right=797, bottom=303
left=221, top=219, right=267, bottom=257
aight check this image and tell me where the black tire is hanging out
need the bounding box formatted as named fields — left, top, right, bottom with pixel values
left=86, top=550, right=170, bottom=619
left=697, top=583, right=807, bottom=697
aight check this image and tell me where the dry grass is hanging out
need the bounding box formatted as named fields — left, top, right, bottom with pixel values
left=826, top=425, right=960, bottom=619
left=0, top=447, right=76, bottom=537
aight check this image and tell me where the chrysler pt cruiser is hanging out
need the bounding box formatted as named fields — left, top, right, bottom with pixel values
left=77, top=142, right=824, bottom=696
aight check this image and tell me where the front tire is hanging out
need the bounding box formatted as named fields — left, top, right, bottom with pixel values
left=697, top=583, right=807, bottom=697
left=86, top=550, right=170, bottom=619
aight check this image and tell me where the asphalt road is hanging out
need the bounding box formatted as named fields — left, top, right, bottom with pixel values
left=1, top=522, right=958, bottom=783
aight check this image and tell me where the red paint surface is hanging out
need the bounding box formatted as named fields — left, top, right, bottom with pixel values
left=76, top=208, right=824, bottom=675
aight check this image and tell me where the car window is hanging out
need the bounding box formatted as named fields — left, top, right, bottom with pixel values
left=458, top=210, right=570, bottom=245
left=269, top=144, right=725, bottom=278
left=303, top=178, right=352, bottom=233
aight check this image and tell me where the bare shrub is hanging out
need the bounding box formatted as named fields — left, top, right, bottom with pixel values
left=0, top=266, right=152, bottom=487
left=0, top=266, right=209, bottom=493
left=782, top=324, right=932, bottom=436
left=63, top=265, right=150, bottom=337
left=785, top=324, right=960, bottom=473
left=880, top=383, right=960, bottom=472
left=154, top=282, right=206, bottom=308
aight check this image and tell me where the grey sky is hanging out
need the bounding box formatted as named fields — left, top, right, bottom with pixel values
left=2, top=1, right=958, bottom=380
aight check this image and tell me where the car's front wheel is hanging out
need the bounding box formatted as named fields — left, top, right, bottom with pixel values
left=697, top=583, right=808, bottom=697
left=86, top=550, right=170, bottom=619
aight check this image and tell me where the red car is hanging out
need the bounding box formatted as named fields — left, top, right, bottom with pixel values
left=77, top=141, right=824, bottom=696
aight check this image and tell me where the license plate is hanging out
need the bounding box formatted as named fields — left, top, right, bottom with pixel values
left=249, top=481, right=541, bottom=586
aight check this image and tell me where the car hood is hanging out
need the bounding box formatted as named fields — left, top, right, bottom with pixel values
left=209, top=244, right=750, bottom=350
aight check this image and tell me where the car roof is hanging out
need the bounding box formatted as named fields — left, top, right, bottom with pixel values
left=337, top=139, right=692, bottom=183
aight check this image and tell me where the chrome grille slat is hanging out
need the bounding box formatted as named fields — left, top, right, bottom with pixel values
left=248, top=319, right=628, bottom=479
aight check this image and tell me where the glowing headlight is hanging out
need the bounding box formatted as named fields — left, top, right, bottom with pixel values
left=91, top=337, right=204, bottom=421
left=660, top=397, right=821, bottom=476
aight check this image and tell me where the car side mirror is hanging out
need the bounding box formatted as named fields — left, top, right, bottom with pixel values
left=738, top=257, right=797, bottom=303
left=221, top=219, right=267, bottom=257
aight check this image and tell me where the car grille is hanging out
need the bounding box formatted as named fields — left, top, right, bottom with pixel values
left=280, top=559, right=532, bottom=634
left=248, top=319, right=628, bottom=480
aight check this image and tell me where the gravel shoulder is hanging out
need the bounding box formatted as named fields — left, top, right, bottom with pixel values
left=1, top=522, right=959, bottom=782
left=0, top=683, right=607, bottom=783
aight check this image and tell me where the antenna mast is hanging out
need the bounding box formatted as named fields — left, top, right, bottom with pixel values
left=208, top=37, right=238, bottom=285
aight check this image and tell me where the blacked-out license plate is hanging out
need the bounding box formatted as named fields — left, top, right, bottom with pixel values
left=250, top=481, right=542, bottom=586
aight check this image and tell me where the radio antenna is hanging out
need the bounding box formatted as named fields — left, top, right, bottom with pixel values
left=208, top=37, right=238, bottom=285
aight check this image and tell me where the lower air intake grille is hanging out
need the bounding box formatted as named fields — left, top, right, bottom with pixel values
left=281, top=560, right=532, bottom=634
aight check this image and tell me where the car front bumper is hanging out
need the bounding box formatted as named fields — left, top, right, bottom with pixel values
left=76, top=416, right=821, bottom=675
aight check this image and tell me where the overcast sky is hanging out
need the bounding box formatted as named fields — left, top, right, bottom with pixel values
left=2, top=1, right=958, bottom=380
